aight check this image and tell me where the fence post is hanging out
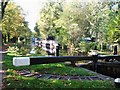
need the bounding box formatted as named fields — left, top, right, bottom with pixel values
left=70, top=61, right=76, bottom=67
left=113, top=45, right=118, bottom=55
left=56, top=46, right=59, bottom=56
left=93, top=55, right=98, bottom=72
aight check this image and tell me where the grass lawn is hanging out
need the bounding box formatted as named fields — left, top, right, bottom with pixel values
left=2, top=53, right=116, bottom=89
left=6, top=76, right=114, bottom=89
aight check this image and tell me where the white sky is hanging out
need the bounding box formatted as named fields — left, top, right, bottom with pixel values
left=13, top=0, right=47, bottom=31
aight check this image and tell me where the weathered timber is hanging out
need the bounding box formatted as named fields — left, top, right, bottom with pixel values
left=30, top=56, right=95, bottom=65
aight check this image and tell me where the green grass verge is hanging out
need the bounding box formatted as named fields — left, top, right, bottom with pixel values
left=6, top=76, right=115, bottom=89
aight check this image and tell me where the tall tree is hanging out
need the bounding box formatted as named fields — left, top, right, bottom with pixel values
left=108, top=2, right=120, bottom=44
left=2, top=2, right=31, bottom=43
left=0, top=0, right=9, bottom=51
left=34, top=23, right=40, bottom=37
left=37, top=0, right=120, bottom=54
left=37, top=1, right=63, bottom=39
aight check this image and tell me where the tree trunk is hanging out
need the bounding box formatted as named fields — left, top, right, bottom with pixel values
left=7, top=32, right=10, bottom=42
left=0, top=0, right=9, bottom=86
left=0, top=31, right=3, bottom=51
left=3, top=34, right=6, bottom=43
left=100, top=42, right=103, bottom=51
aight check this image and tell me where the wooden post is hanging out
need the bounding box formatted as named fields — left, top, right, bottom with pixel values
left=56, top=46, right=59, bottom=56
left=93, top=55, right=98, bottom=72
left=0, top=31, right=3, bottom=51
left=113, top=45, right=117, bottom=55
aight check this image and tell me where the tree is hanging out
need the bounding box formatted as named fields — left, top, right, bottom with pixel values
left=37, top=1, right=63, bottom=39
left=86, top=1, right=111, bottom=51
left=37, top=0, right=120, bottom=55
left=0, top=0, right=9, bottom=51
left=108, top=2, right=120, bottom=44
left=34, top=23, right=40, bottom=37
left=60, top=1, right=95, bottom=55
left=2, top=2, right=31, bottom=43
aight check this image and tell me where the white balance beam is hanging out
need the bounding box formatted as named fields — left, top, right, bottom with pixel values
left=13, top=57, right=30, bottom=66
left=13, top=56, right=95, bottom=66
left=13, top=55, right=120, bottom=67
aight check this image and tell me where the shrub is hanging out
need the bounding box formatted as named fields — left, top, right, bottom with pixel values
left=7, top=46, right=19, bottom=52
left=78, top=41, right=98, bottom=55
left=35, top=47, right=47, bottom=56
left=18, top=46, right=31, bottom=55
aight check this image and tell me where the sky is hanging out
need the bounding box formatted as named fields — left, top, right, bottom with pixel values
left=13, top=0, right=118, bottom=31
left=13, top=0, right=47, bottom=31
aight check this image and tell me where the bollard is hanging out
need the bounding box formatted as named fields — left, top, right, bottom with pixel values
left=114, top=78, right=120, bottom=88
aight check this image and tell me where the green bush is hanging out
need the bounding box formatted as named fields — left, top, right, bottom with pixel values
left=79, top=42, right=97, bottom=52
left=14, top=42, right=31, bottom=55
left=18, top=46, right=31, bottom=55
left=7, top=46, right=19, bottom=52
left=35, top=47, right=47, bottom=56
left=89, top=42, right=97, bottom=50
